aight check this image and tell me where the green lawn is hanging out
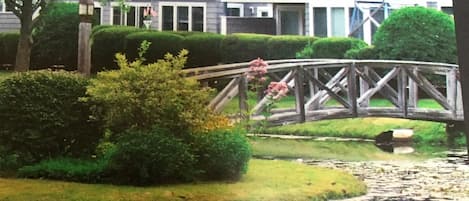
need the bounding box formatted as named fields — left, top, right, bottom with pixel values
left=223, top=94, right=443, bottom=114
left=250, top=137, right=445, bottom=161
left=0, top=70, right=13, bottom=82
left=263, top=117, right=448, bottom=145
left=0, top=159, right=366, bottom=201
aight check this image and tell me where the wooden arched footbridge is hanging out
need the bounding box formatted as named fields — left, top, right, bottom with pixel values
left=184, top=59, right=463, bottom=126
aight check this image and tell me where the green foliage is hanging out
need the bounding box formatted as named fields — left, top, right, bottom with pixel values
left=344, top=45, right=378, bottom=59
left=0, top=32, right=19, bottom=65
left=17, top=157, right=107, bottom=183
left=91, top=26, right=142, bottom=72
left=0, top=71, right=103, bottom=163
left=221, top=33, right=271, bottom=63
left=373, top=7, right=456, bottom=63
left=105, top=128, right=196, bottom=185
left=298, top=37, right=368, bottom=59
left=124, top=31, right=184, bottom=64
left=267, top=35, right=316, bottom=59
left=31, top=3, right=79, bottom=70
left=192, top=129, right=251, bottom=180
left=184, top=32, right=224, bottom=67
left=86, top=49, right=213, bottom=136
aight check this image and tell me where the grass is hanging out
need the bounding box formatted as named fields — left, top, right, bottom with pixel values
left=0, top=70, right=13, bottom=82
left=0, top=159, right=366, bottom=201
left=263, top=117, right=449, bottom=144
left=250, top=137, right=447, bottom=161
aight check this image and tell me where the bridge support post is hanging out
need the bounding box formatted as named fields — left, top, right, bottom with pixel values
left=295, top=66, right=306, bottom=123
left=359, top=66, right=370, bottom=107
left=398, top=67, right=408, bottom=117
left=453, top=0, right=469, bottom=159
left=348, top=63, right=358, bottom=117
left=309, top=68, right=320, bottom=110
left=446, top=121, right=465, bottom=147
left=408, top=68, right=418, bottom=109
left=447, top=68, right=458, bottom=118
left=238, top=76, right=248, bottom=115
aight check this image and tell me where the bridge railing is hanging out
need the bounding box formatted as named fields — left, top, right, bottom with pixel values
left=185, top=59, right=462, bottom=125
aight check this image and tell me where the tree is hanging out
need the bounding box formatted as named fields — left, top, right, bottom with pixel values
left=5, top=0, right=46, bottom=72
left=452, top=0, right=469, bottom=159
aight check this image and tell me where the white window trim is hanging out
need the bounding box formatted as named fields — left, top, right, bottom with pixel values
left=109, top=2, right=151, bottom=27
left=93, top=2, right=104, bottom=25
left=0, top=0, right=5, bottom=13
left=257, top=6, right=272, bottom=17
left=276, top=5, right=304, bottom=35
left=227, top=3, right=244, bottom=17
left=158, top=1, right=207, bottom=32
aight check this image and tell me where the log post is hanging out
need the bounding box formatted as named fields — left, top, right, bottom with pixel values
left=309, top=68, right=320, bottom=110
left=295, top=66, right=306, bottom=123
left=348, top=62, right=358, bottom=117
left=447, top=68, right=458, bottom=118
left=408, top=68, right=418, bottom=109
left=397, top=66, right=408, bottom=117
left=239, top=75, right=248, bottom=115
left=359, top=65, right=370, bottom=107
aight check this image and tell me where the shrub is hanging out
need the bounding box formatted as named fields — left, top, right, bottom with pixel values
left=299, top=37, right=368, bottom=59
left=124, top=31, right=184, bottom=63
left=344, top=45, right=378, bottom=59
left=0, top=71, right=103, bottom=163
left=192, top=129, right=251, bottom=180
left=0, top=32, right=19, bottom=66
left=86, top=49, right=214, bottom=136
left=31, top=3, right=79, bottom=70
left=373, top=7, right=456, bottom=63
left=184, top=32, right=224, bottom=67
left=17, top=157, right=107, bottom=183
left=105, top=128, right=196, bottom=185
left=267, top=35, right=316, bottom=60
left=91, top=26, right=141, bottom=72
left=221, top=33, right=271, bottom=63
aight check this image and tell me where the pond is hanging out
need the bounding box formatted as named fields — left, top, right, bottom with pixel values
left=249, top=136, right=469, bottom=200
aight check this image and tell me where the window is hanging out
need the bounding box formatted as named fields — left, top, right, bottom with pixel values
left=94, top=7, right=102, bottom=25
left=113, top=7, right=122, bottom=25
left=426, top=1, right=438, bottom=9
left=159, top=2, right=206, bottom=32
left=111, top=4, right=152, bottom=28
left=226, top=3, right=243, bottom=17
left=127, top=7, right=136, bottom=27
left=257, top=6, right=272, bottom=17
left=349, top=7, right=363, bottom=39
left=370, top=7, right=384, bottom=40
left=313, top=7, right=327, bottom=37
left=331, top=8, right=345, bottom=36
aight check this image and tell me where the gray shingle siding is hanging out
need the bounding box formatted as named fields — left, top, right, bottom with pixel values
left=0, top=13, right=20, bottom=32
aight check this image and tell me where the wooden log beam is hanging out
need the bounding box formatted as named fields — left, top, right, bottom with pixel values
left=208, top=77, right=240, bottom=112
left=295, top=66, right=306, bottom=123
left=366, top=67, right=400, bottom=106
left=305, top=67, right=348, bottom=109
left=348, top=63, right=358, bottom=116
left=251, top=70, right=296, bottom=115
left=357, top=67, right=399, bottom=106
left=405, top=68, right=452, bottom=110
left=305, top=70, right=351, bottom=108
left=359, top=66, right=370, bottom=107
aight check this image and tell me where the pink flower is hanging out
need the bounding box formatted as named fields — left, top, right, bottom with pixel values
left=265, top=81, right=289, bottom=100
left=143, top=6, right=157, bottom=19
left=246, top=58, right=268, bottom=82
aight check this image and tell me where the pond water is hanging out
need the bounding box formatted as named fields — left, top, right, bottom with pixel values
left=251, top=135, right=469, bottom=200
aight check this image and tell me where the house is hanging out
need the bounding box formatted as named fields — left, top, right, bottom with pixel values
left=0, top=0, right=454, bottom=44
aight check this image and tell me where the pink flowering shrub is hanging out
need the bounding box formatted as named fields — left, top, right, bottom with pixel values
left=143, top=6, right=157, bottom=20
left=246, top=58, right=268, bottom=83
left=265, top=81, right=289, bottom=100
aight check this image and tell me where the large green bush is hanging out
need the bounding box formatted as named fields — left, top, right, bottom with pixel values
left=91, top=26, right=142, bottom=72
left=344, top=46, right=378, bottom=59
left=184, top=32, right=224, bottom=67
left=17, top=157, right=107, bottom=183
left=31, top=3, right=79, bottom=70
left=267, top=35, right=316, bottom=60
left=297, top=37, right=368, bottom=59
left=0, top=71, right=102, bottom=163
left=86, top=49, right=213, bottom=136
left=373, top=7, right=456, bottom=63
left=221, top=33, right=271, bottom=63
left=192, top=129, right=251, bottom=180
left=124, top=31, right=184, bottom=63
left=0, top=32, right=19, bottom=66
left=105, top=127, right=196, bottom=185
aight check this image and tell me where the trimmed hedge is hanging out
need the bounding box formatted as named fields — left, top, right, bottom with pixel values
left=0, top=71, right=103, bottom=163
left=31, top=2, right=79, bottom=70
left=267, top=35, right=316, bottom=60
left=307, top=37, right=368, bottom=59
left=184, top=32, right=224, bottom=67
left=345, top=46, right=378, bottom=59
left=0, top=32, right=19, bottom=66
left=124, top=31, right=184, bottom=63
left=91, top=26, right=142, bottom=72
left=221, top=33, right=271, bottom=63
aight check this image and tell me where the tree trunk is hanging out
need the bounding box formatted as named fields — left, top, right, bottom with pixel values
left=453, top=0, right=469, bottom=160
left=14, top=0, right=34, bottom=72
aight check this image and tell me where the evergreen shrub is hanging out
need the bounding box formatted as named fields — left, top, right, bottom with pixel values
left=267, top=35, right=316, bottom=59
left=297, top=37, right=368, bottom=59
left=0, top=71, right=102, bottom=163
left=221, top=33, right=271, bottom=63
left=0, top=32, right=19, bottom=66
left=373, top=7, right=456, bottom=63
left=124, top=31, right=184, bottom=63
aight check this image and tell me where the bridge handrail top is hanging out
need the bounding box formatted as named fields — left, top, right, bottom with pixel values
left=186, top=59, right=458, bottom=80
